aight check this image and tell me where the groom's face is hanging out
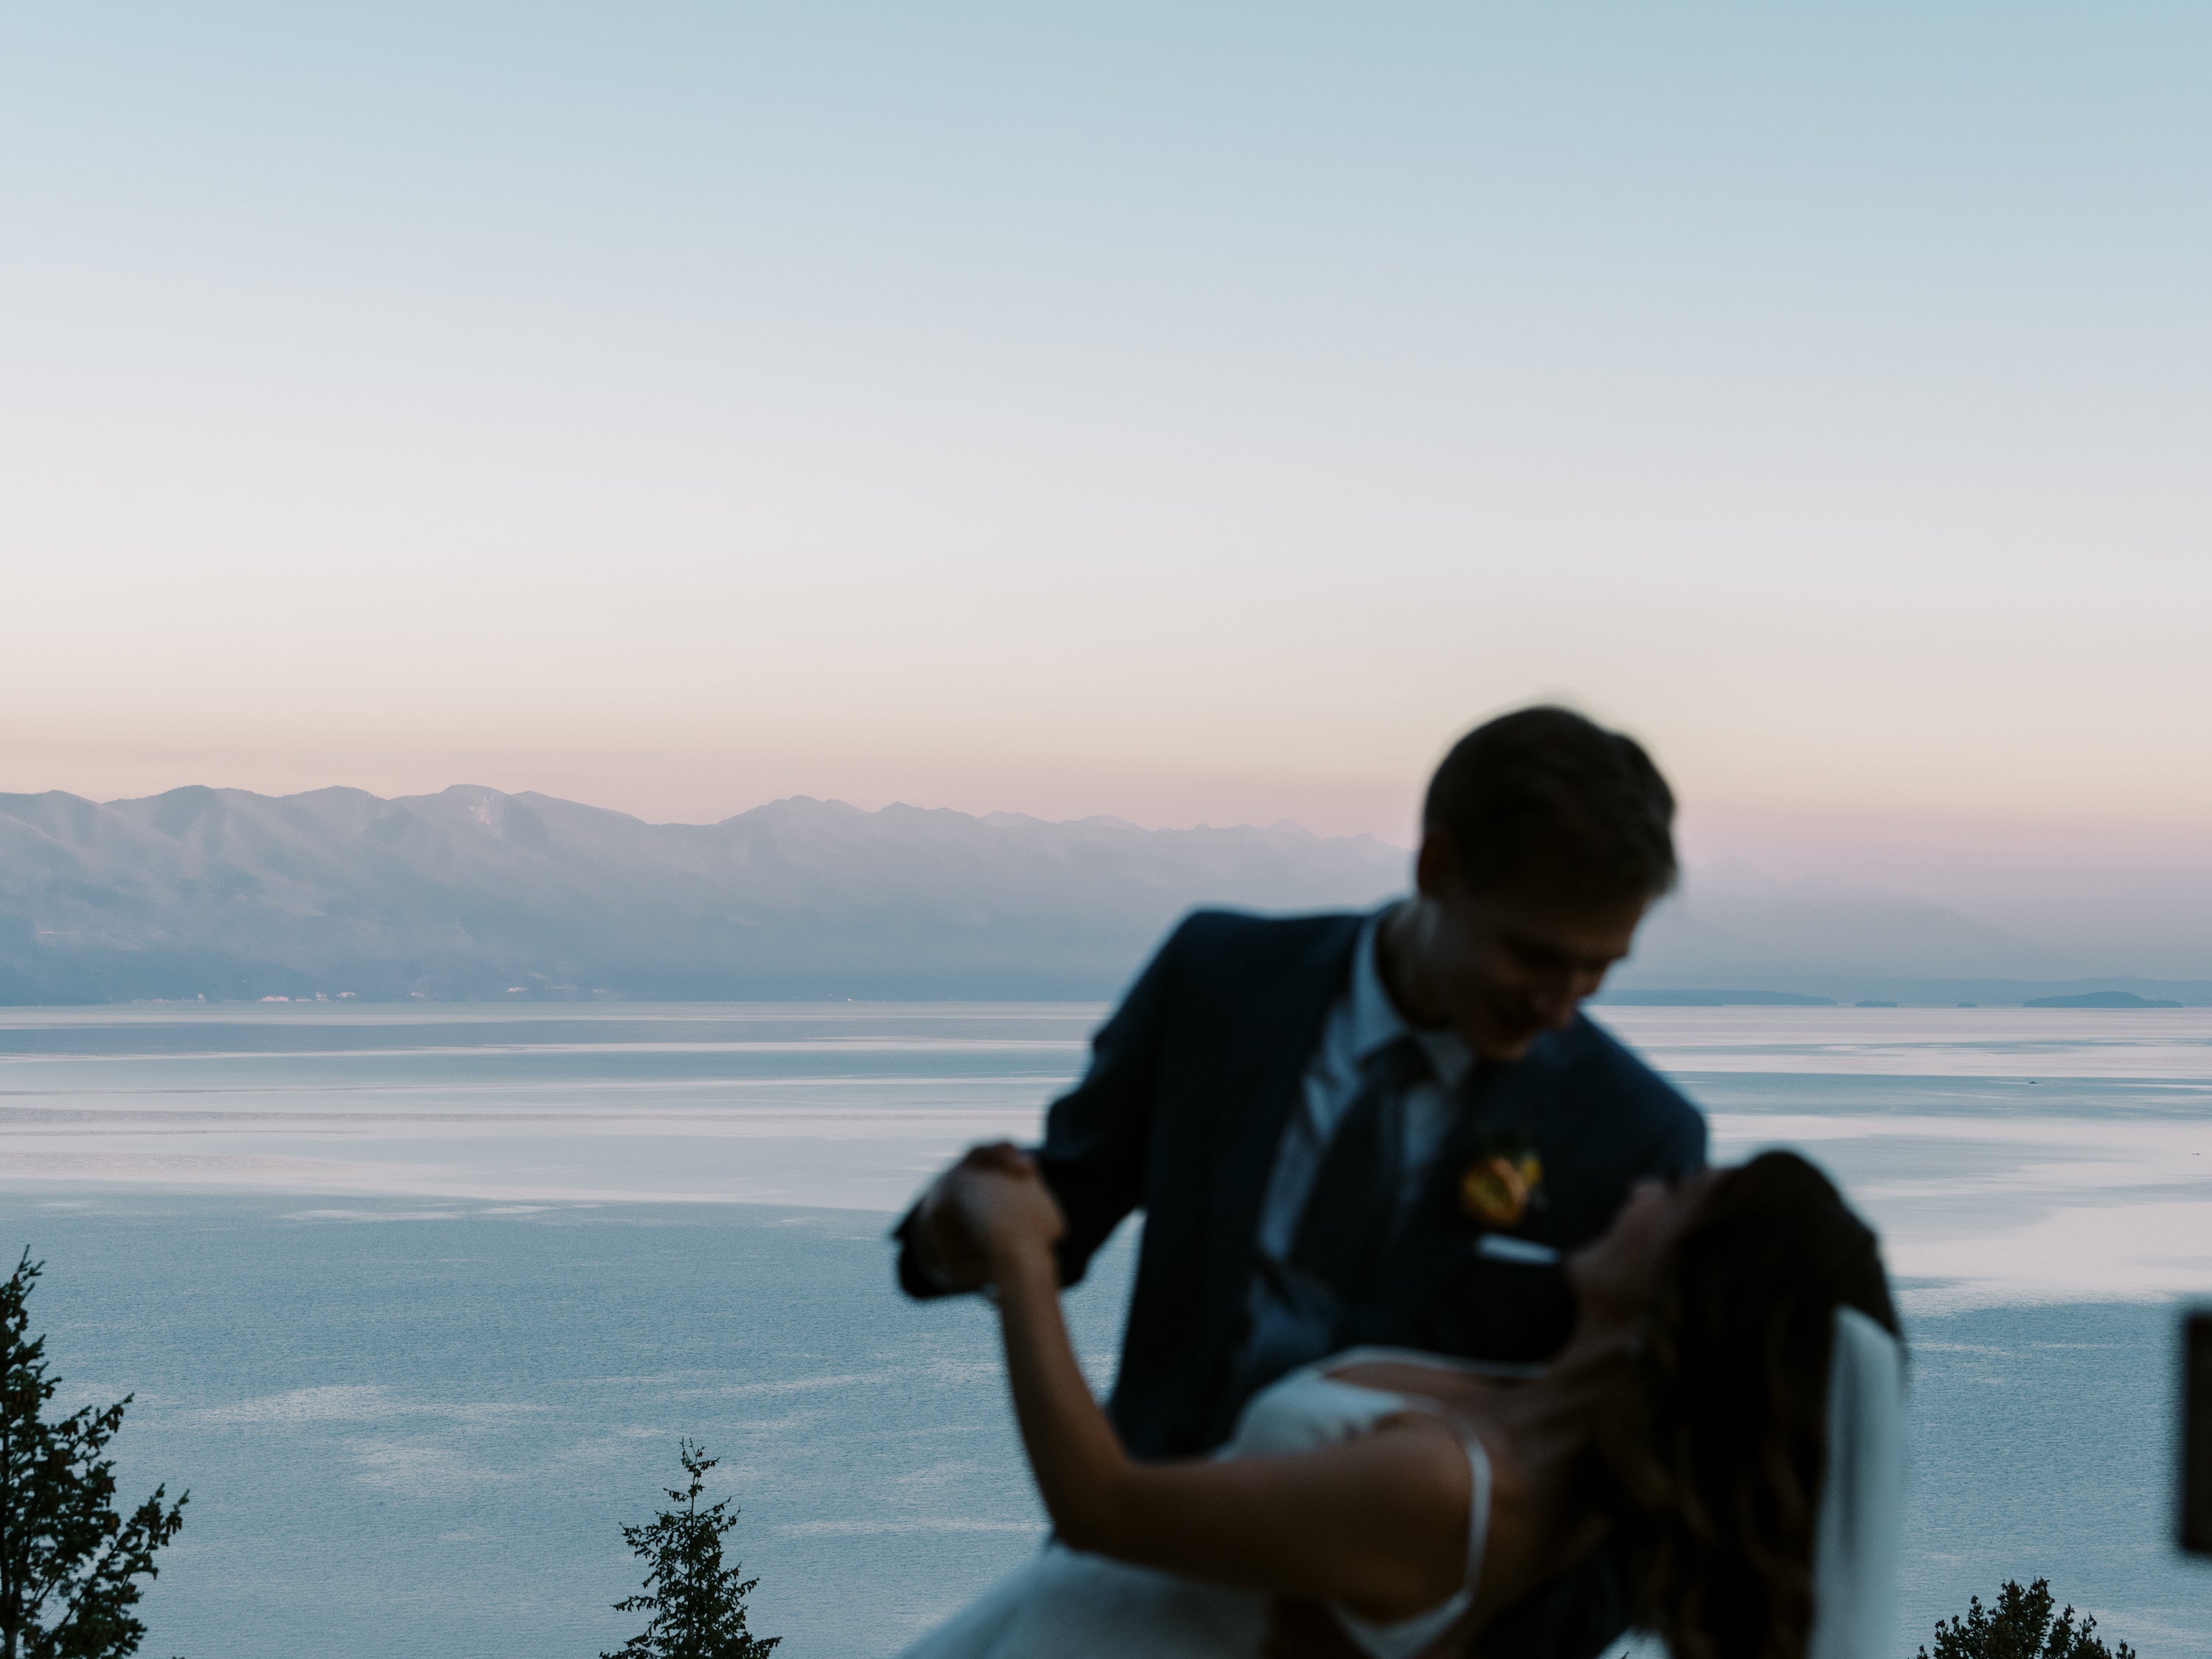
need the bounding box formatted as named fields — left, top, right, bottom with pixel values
left=1416, top=841, right=1648, bottom=1061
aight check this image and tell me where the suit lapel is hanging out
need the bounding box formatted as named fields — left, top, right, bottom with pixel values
left=1384, top=1027, right=1568, bottom=1285
left=1202, top=914, right=1367, bottom=1338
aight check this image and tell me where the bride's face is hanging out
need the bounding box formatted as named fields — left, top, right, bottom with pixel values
left=1567, top=1170, right=1714, bottom=1319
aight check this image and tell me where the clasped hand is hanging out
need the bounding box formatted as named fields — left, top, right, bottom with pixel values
left=919, top=1141, right=1066, bottom=1290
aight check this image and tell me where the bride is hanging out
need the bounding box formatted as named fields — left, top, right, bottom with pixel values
left=897, top=1148, right=1905, bottom=1659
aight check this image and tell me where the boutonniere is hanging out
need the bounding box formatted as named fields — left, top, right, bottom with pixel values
left=1458, top=1141, right=1545, bottom=1230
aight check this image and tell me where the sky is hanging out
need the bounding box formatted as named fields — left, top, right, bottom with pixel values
left=4, top=4, right=2208, bottom=914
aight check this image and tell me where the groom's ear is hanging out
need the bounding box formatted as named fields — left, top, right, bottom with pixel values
left=1413, top=829, right=1462, bottom=900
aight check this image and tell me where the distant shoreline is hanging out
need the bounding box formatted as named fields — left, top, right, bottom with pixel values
left=2, top=990, right=2210, bottom=1013
left=1595, top=983, right=2211, bottom=1008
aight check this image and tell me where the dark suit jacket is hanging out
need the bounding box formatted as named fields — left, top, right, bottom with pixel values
left=897, top=908, right=1707, bottom=1653
left=903, top=908, right=1705, bottom=1448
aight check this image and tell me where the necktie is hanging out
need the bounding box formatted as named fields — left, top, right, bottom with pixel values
left=1288, top=1035, right=1431, bottom=1310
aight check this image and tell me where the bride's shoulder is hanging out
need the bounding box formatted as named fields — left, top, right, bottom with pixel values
left=1231, top=1368, right=1402, bottom=1455
left=1320, top=1345, right=1543, bottom=1380
left=1316, top=1346, right=1534, bottom=1405
left=1229, top=1349, right=1519, bottom=1464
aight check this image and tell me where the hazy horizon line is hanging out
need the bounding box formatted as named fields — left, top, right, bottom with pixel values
left=1, top=778, right=1419, bottom=847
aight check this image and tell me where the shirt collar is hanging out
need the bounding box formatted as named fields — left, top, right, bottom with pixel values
left=1349, top=905, right=1474, bottom=1093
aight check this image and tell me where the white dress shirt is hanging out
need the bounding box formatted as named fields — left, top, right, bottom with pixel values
left=1251, top=905, right=1473, bottom=1267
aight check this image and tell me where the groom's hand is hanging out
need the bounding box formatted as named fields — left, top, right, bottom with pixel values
left=915, top=1141, right=1037, bottom=1293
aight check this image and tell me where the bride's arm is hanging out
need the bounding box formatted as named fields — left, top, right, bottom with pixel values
left=958, top=1153, right=1475, bottom=1624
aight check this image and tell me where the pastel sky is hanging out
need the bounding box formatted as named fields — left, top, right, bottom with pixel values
left=4, top=4, right=2208, bottom=880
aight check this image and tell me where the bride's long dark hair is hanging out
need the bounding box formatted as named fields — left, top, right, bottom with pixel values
left=1598, top=1152, right=1900, bottom=1659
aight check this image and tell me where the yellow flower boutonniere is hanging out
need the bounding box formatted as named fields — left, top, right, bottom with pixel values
left=1459, top=1150, right=1544, bottom=1230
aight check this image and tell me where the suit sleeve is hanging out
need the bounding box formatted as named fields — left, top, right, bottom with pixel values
left=1646, top=1089, right=1708, bottom=1178
left=1673, top=1102, right=1708, bottom=1173
left=1033, top=916, right=1186, bottom=1289
left=1618, top=1055, right=1709, bottom=1185
left=892, top=916, right=1186, bottom=1300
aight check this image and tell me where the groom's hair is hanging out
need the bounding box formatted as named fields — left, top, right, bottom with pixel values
left=1423, top=706, right=1677, bottom=905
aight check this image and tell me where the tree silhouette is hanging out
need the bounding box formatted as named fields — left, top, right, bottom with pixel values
left=602, top=1439, right=778, bottom=1659
left=1, top=1252, right=187, bottom=1659
left=1920, top=1578, right=2138, bottom=1659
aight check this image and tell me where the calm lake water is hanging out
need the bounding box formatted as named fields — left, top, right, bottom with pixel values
left=1, top=1003, right=2208, bottom=1656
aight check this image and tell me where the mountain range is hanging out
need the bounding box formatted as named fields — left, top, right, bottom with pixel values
left=0, top=785, right=1405, bottom=1002
left=2, top=786, right=2202, bottom=1004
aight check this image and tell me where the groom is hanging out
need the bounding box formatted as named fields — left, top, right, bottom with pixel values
left=896, top=706, right=1706, bottom=1658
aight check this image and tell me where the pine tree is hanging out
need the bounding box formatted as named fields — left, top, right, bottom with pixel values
left=602, top=1439, right=779, bottom=1659
left=1919, top=1578, right=2138, bottom=1659
left=0, top=1252, right=187, bottom=1659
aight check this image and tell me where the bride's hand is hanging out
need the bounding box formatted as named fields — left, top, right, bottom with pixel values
left=949, top=1142, right=1065, bottom=1276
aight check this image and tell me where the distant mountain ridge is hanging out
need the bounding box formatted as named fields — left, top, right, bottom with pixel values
left=1602, top=860, right=2212, bottom=1004
left=0, top=785, right=1408, bottom=1003
left=4, top=785, right=2205, bottom=1005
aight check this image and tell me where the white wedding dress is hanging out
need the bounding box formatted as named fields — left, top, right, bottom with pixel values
left=896, top=1309, right=1907, bottom=1659
left=895, top=1348, right=1498, bottom=1659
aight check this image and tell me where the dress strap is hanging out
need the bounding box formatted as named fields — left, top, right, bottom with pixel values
left=1329, top=1393, right=1493, bottom=1659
